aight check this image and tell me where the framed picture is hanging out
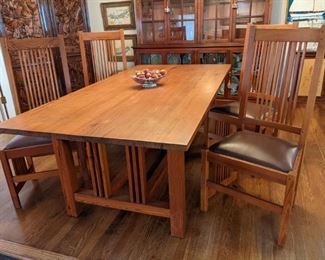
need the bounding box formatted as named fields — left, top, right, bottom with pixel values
left=100, top=1, right=136, bottom=30
left=116, top=35, right=137, bottom=62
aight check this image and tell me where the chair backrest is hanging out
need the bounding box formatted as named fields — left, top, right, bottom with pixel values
left=4, top=36, right=71, bottom=111
left=239, top=25, right=325, bottom=148
left=244, top=24, right=299, bottom=111
left=79, top=30, right=128, bottom=86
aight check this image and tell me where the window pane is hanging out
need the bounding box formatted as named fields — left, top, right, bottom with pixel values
left=167, top=54, right=182, bottom=64
left=237, top=1, right=251, bottom=16
left=154, top=22, right=165, bottom=42
left=170, top=0, right=182, bottom=20
left=183, top=0, right=195, bottom=19
left=142, top=0, right=153, bottom=21
left=201, top=53, right=227, bottom=64
left=204, top=0, right=230, bottom=19
left=170, top=21, right=195, bottom=41
left=142, top=23, right=153, bottom=42
left=252, top=0, right=265, bottom=16
left=167, top=53, right=192, bottom=64
left=153, top=0, right=164, bottom=20
left=184, top=20, right=195, bottom=41
left=203, top=20, right=216, bottom=40
left=141, top=54, right=162, bottom=64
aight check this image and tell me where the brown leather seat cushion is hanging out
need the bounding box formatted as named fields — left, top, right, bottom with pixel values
left=210, top=101, right=261, bottom=119
left=209, top=131, right=298, bottom=172
left=4, top=135, right=52, bottom=150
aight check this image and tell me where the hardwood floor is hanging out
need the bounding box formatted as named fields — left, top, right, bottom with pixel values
left=0, top=103, right=324, bottom=260
left=0, top=239, right=77, bottom=259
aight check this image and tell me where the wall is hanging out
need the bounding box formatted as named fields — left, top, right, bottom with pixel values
left=0, top=44, right=16, bottom=118
left=271, top=0, right=288, bottom=24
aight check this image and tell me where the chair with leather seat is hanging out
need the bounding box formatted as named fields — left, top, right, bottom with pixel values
left=201, top=25, right=325, bottom=246
left=0, top=36, right=71, bottom=208
left=203, top=24, right=301, bottom=196
left=208, top=23, right=299, bottom=141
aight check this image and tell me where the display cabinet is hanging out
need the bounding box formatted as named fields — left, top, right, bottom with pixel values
left=138, top=0, right=197, bottom=44
left=134, top=0, right=272, bottom=95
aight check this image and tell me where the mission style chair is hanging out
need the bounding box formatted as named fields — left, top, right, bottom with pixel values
left=201, top=25, right=325, bottom=246
left=202, top=24, right=302, bottom=201
left=208, top=24, right=300, bottom=141
left=78, top=30, right=129, bottom=199
left=78, top=30, right=131, bottom=200
left=79, top=29, right=127, bottom=86
left=0, top=36, right=71, bottom=208
left=78, top=30, right=166, bottom=204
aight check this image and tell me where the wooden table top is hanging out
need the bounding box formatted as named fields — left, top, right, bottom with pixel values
left=0, top=65, right=230, bottom=150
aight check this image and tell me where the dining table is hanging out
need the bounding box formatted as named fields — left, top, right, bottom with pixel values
left=0, top=64, right=231, bottom=238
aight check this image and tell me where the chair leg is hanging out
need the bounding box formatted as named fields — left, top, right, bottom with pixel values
left=25, top=157, right=39, bottom=186
left=0, top=152, right=22, bottom=209
left=202, top=117, right=209, bottom=149
left=26, top=156, right=34, bottom=172
left=293, top=159, right=303, bottom=207
left=278, top=175, right=296, bottom=246
left=200, top=149, right=209, bottom=212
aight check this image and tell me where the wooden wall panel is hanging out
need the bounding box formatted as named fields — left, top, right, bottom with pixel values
left=54, top=0, right=84, bottom=52
left=0, top=0, right=43, bottom=38
left=52, top=0, right=88, bottom=89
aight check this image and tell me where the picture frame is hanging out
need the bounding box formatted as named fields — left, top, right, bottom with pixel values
left=100, top=1, right=136, bottom=31
left=116, top=34, right=137, bottom=62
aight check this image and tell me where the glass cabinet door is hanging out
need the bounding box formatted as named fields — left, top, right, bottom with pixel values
left=140, top=54, right=163, bottom=64
left=141, top=0, right=165, bottom=43
left=167, top=53, right=193, bottom=64
left=202, top=0, right=231, bottom=41
left=200, top=52, right=227, bottom=64
left=234, top=0, right=266, bottom=40
left=168, top=0, right=195, bottom=42
left=230, top=52, right=243, bottom=95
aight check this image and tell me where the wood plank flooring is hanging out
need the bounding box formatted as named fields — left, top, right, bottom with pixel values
left=0, top=239, right=77, bottom=259
left=0, top=103, right=324, bottom=260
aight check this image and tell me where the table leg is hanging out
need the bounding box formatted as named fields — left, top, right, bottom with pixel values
left=167, top=150, right=186, bottom=238
left=53, top=139, right=80, bottom=217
